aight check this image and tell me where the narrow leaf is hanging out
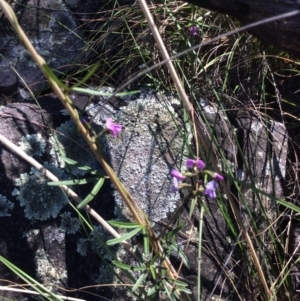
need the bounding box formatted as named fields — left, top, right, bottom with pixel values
left=109, top=220, right=143, bottom=229
left=112, top=260, right=146, bottom=272
left=277, top=199, right=300, bottom=213
left=170, top=244, right=189, bottom=269
left=48, top=177, right=100, bottom=186
left=107, top=227, right=142, bottom=245
left=70, top=87, right=140, bottom=97
left=132, top=272, right=147, bottom=292
left=70, top=63, right=99, bottom=90
left=77, top=177, right=105, bottom=209
left=147, top=286, right=158, bottom=297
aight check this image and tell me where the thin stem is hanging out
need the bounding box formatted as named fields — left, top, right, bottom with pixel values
left=197, top=200, right=204, bottom=301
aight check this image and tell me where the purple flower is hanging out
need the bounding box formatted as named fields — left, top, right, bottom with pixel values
left=214, top=173, right=224, bottom=181
left=186, top=158, right=206, bottom=170
left=105, top=118, right=122, bottom=138
left=171, top=169, right=186, bottom=180
left=170, top=177, right=180, bottom=192
left=189, top=25, right=199, bottom=36
left=204, top=180, right=218, bottom=199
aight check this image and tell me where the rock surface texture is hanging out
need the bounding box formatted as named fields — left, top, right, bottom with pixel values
left=0, top=90, right=291, bottom=300
left=197, top=99, right=289, bottom=299
left=0, top=0, right=85, bottom=97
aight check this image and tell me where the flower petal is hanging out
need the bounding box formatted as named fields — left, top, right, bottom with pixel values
left=171, top=169, right=186, bottom=180
left=186, top=158, right=195, bottom=169
left=196, top=160, right=206, bottom=170
left=214, top=173, right=224, bottom=181
left=105, top=118, right=122, bottom=138
left=204, top=180, right=218, bottom=199
left=170, top=177, right=180, bottom=192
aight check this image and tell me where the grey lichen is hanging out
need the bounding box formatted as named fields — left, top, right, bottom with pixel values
left=18, top=133, right=46, bottom=157
left=0, top=194, right=14, bottom=217
left=76, top=238, right=88, bottom=256
left=76, top=225, right=115, bottom=257
left=12, top=162, right=68, bottom=220
left=35, top=248, right=67, bottom=291
left=59, top=212, right=81, bottom=234
left=49, top=120, right=98, bottom=176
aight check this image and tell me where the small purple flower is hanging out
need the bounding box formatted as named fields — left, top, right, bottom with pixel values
left=105, top=118, right=122, bottom=138
left=214, top=173, right=224, bottom=181
left=171, top=169, right=186, bottom=180
left=186, top=158, right=206, bottom=170
left=204, top=180, right=218, bottom=199
left=189, top=25, right=199, bottom=36
left=170, top=177, right=180, bottom=192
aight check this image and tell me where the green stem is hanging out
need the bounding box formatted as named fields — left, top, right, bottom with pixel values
left=197, top=200, right=204, bottom=301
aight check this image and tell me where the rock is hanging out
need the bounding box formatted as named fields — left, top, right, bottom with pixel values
left=0, top=0, right=85, bottom=97
left=0, top=90, right=290, bottom=300
left=195, top=99, right=288, bottom=299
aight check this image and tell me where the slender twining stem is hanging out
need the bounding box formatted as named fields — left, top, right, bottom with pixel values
left=197, top=200, right=204, bottom=300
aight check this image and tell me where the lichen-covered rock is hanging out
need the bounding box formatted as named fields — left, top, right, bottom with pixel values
left=190, top=101, right=289, bottom=299
left=12, top=162, right=68, bottom=220
left=0, top=0, right=85, bottom=96
left=26, top=225, right=67, bottom=294
left=88, top=89, right=191, bottom=223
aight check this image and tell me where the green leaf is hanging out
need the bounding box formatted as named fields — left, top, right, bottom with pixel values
left=112, top=260, right=146, bottom=272
left=277, top=199, right=300, bottom=213
left=77, top=177, right=105, bottom=209
left=147, top=285, right=158, bottom=297
left=108, top=220, right=143, bottom=229
left=69, top=63, right=99, bottom=90
left=48, top=177, right=100, bottom=186
left=107, top=227, right=142, bottom=245
left=149, top=264, right=156, bottom=279
left=170, top=244, right=189, bottom=269
left=132, top=272, right=148, bottom=292
left=0, top=256, right=64, bottom=301
left=43, top=65, right=68, bottom=90
left=171, top=279, right=189, bottom=288
left=163, top=281, right=177, bottom=301
left=70, top=87, right=140, bottom=97
left=173, top=286, right=192, bottom=298
left=165, top=222, right=185, bottom=239
left=59, top=156, right=104, bottom=176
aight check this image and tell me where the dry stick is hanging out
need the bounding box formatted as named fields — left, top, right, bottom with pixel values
left=0, top=133, right=133, bottom=252
left=0, top=287, right=86, bottom=301
left=137, top=0, right=287, bottom=299
left=0, top=0, right=178, bottom=283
